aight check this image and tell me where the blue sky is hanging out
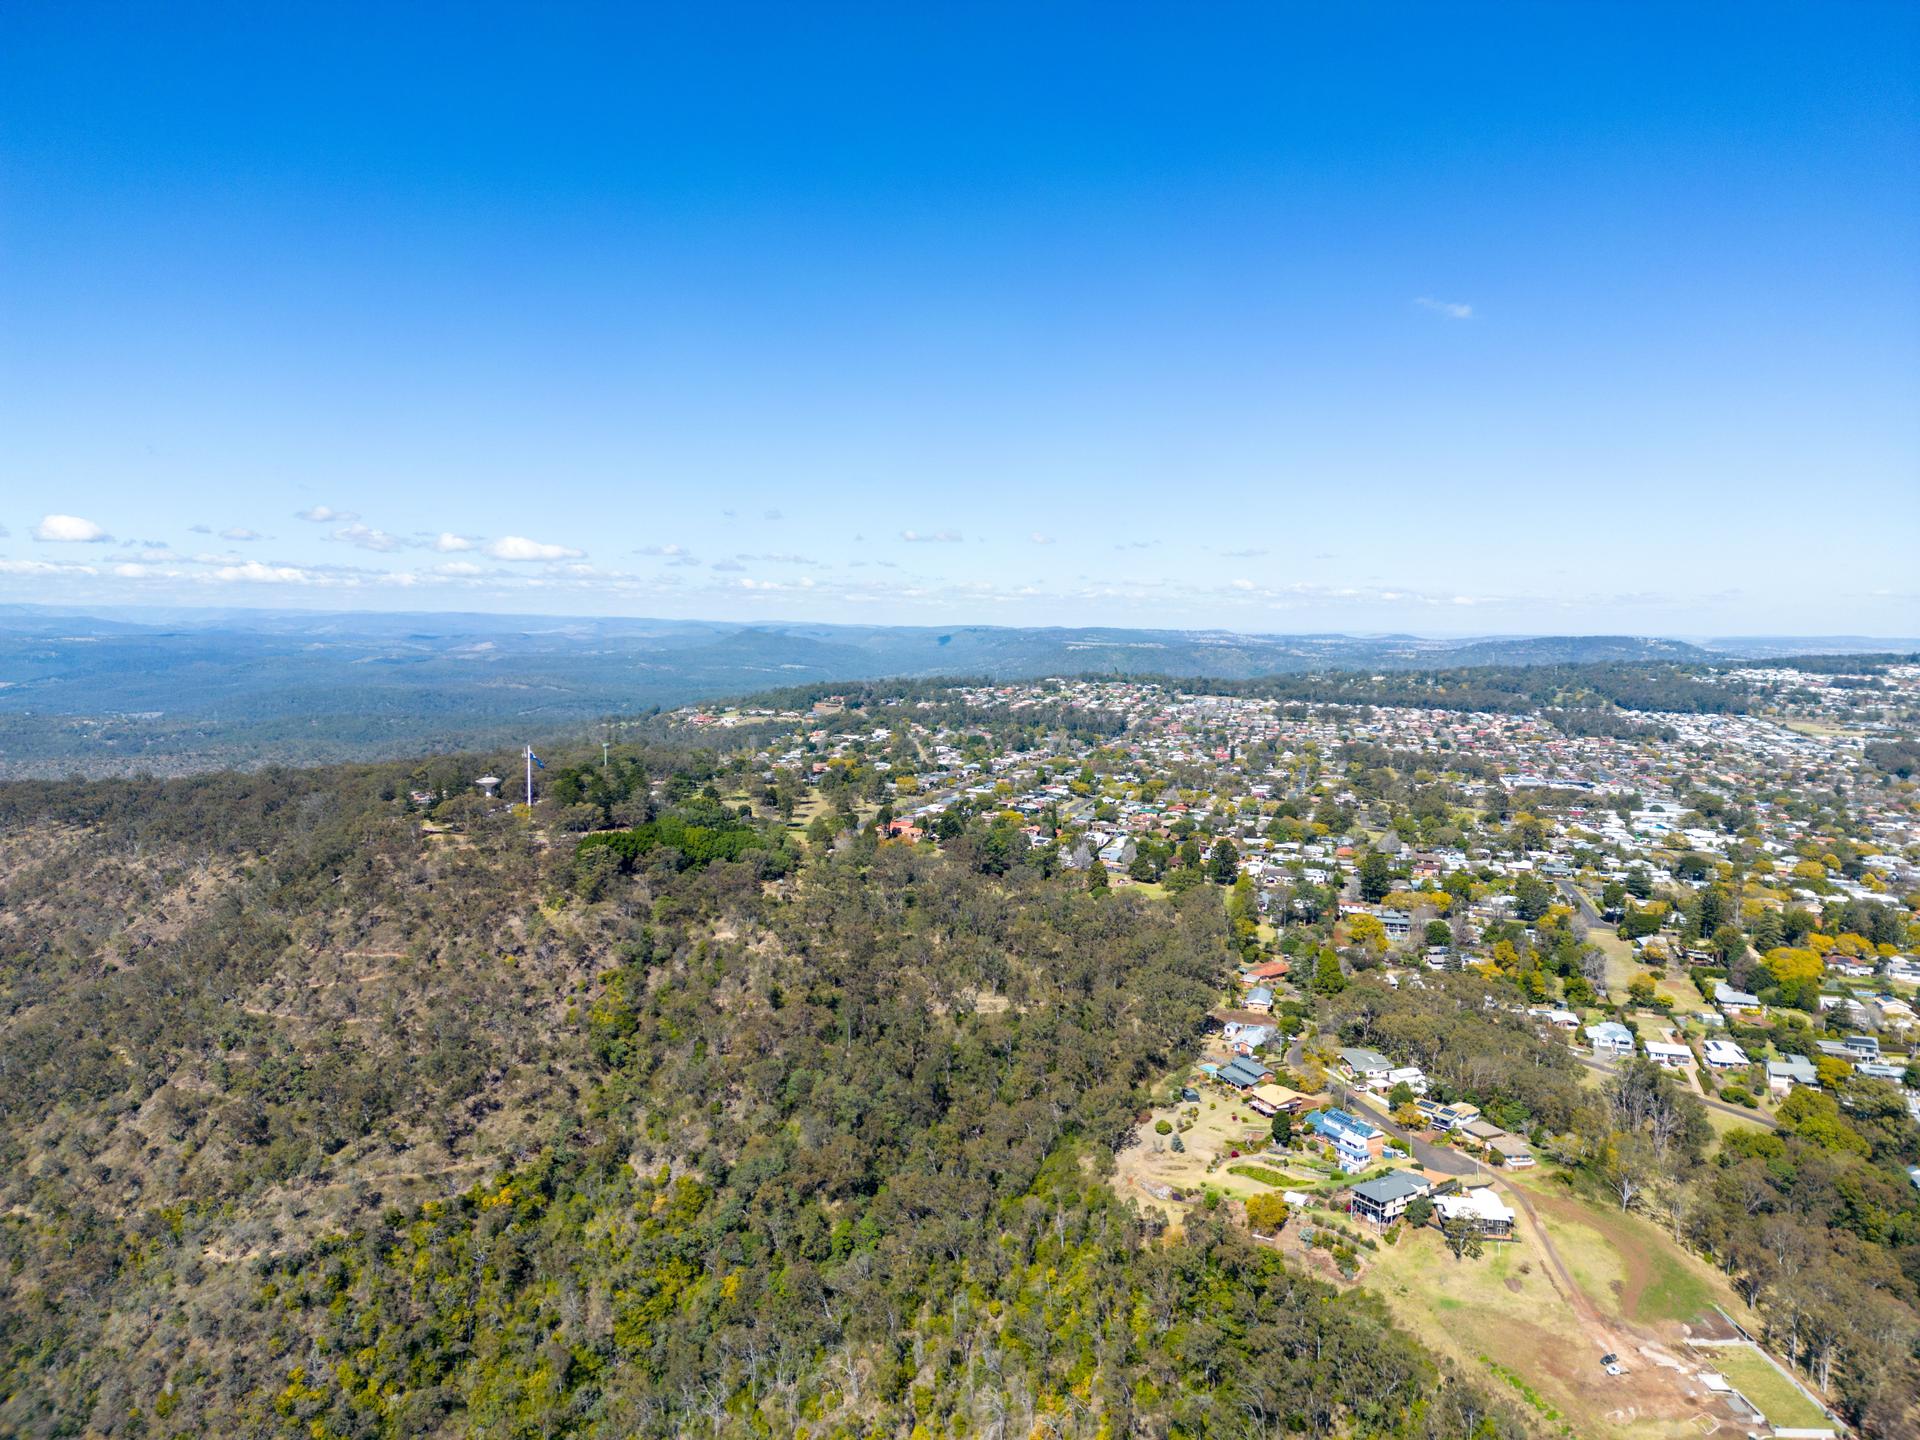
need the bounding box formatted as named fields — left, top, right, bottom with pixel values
left=2, top=2, right=1915, bottom=634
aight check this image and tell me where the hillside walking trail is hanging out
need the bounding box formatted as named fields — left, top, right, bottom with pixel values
left=1486, top=1172, right=1627, bottom=1360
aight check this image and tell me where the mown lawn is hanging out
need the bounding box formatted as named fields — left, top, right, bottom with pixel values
left=1705, top=1346, right=1828, bottom=1429
left=1632, top=1232, right=1716, bottom=1325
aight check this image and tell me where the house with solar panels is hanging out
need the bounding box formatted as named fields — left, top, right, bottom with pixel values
left=1304, top=1107, right=1386, bottom=1173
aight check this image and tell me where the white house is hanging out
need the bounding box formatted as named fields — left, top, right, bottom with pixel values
left=1433, top=1188, right=1517, bottom=1236
left=1586, top=1021, right=1634, bottom=1059
left=1383, top=1066, right=1429, bottom=1096
left=1337, top=1047, right=1395, bottom=1087
left=1767, top=1054, right=1818, bottom=1094
left=1643, top=1039, right=1692, bottom=1070
left=1702, top=1039, right=1749, bottom=1069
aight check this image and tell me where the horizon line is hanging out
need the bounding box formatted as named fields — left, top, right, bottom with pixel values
left=1, top=599, right=1915, bottom=646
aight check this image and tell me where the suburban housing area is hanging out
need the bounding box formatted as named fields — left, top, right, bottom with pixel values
left=649, top=657, right=1920, bottom=1437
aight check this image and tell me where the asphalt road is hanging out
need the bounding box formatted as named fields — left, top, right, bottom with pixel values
left=1556, top=877, right=1606, bottom=928
left=1285, top=1033, right=1307, bottom=1072
left=1287, top=1032, right=1477, bottom=1174
left=1344, top=1093, right=1481, bottom=1176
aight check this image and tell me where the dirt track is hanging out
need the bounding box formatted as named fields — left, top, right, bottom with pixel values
left=1486, top=1174, right=1744, bottom=1436
left=1489, top=1172, right=1625, bottom=1358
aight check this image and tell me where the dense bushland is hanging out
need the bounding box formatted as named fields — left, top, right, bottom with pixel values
left=0, top=761, right=1521, bottom=1439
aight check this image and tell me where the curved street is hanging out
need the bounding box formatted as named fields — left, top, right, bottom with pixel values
left=1556, top=876, right=1606, bottom=928
left=1342, top=1091, right=1480, bottom=1176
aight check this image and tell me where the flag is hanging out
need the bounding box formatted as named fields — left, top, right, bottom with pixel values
left=528, top=750, right=545, bottom=769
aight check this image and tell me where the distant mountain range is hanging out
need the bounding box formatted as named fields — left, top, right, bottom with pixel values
left=0, top=604, right=1909, bottom=777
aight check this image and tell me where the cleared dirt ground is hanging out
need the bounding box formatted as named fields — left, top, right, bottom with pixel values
left=1114, top=1090, right=1309, bottom=1216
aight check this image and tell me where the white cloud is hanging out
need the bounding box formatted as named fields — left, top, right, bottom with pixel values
left=0, top=557, right=72, bottom=575
left=220, top=528, right=263, bottom=541
left=1030, top=532, right=1055, bottom=545
left=432, top=532, right=478, bottom=552
left=296, top=505, right=359, bottom=522
left=32, top=513, right=111, bottom=543
left=434, top=560, right=485, bottom=576
left=736, top=551, right=822, bottom=566
left=635, top=543, right=689, bottom=557
left=328, top=522, right=404, bottom=552
left=488, top=535, right=584, bottom=561
left=711, top=558, right=746, bottom=572
left=213, top=560, right=314, bottom=584
left=901, top=529, right=963, bottom=543
left=1414, top=297, right=1474, bottom=320
left=189, top=524, right=212, bottom=535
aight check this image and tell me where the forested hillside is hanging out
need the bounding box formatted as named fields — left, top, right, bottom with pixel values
left=0, top=756, right=1521, bottom=1438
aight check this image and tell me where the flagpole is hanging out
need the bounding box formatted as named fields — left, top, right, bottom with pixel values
left=525, top=745, right=533, bottom=805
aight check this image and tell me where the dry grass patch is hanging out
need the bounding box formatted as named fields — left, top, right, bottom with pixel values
left=1361, top=1226, right=1697, bottom=1439
left=1505, top=1170, right=1748, bottom=1331
left=1114, top=1092, right=1298, bottom=1214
